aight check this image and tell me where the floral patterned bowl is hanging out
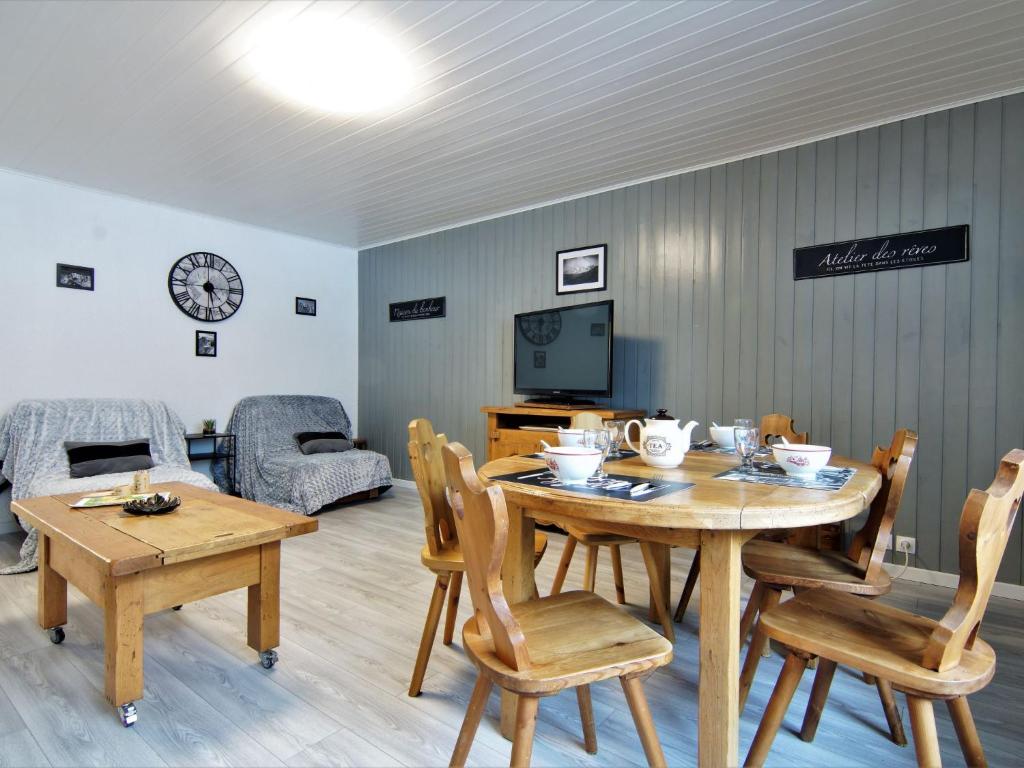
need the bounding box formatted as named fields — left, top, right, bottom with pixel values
left=543, top=446, right=602, bottom=484
left=556, top=428, right=587, bottom=447
left=771, top=443, right=831, bottom=476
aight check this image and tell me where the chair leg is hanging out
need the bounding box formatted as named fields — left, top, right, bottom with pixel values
left=673, top=549, right=700, bottom=623
left=550, top=536, right=577, bottom=596
left=738, top=581, right=765, bottom=646
left=907, top=695, right=942, bottom=768
left=409, top=573, right=449, bottom=697
left=609, top=544, right=626, bottom=604
left=738, top=588, right=782, bottom=713
left=756, top=588, right=782, bottom=657
left=620, top=676, right=667, bottom=768
left=583, top=545, right=599, bottom=592
left=442, top=572, right=463, bottom=646
left=947, top=696, right=986, bottom=767
left=875, top=678, right=908, bottom=746
left=510, top=696, right=540, bottom=768
left=745, top=653, right=808, bottom=768
left=449, top=673, right=493, bottom=768
left=798, top=658, right=837, bottom=742
left=576, top=685, right=598, bottom=754
left=639, top=542, right=675, bottom=643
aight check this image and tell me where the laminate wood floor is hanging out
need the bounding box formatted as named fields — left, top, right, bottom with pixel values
left=0, top=487, right=1020, bottom=767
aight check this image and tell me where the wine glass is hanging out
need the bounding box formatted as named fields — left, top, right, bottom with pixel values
left=604, top=420, right=626, bottom=457
left=584, top=428, right=611, bottom=478
left=734, top=425, right=759, bottom=470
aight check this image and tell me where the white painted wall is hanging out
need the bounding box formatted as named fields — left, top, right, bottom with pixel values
left=0, top=169, right=359, bottom=532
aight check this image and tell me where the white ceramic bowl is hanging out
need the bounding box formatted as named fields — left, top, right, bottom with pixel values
left=543, top=446, right=602, bottom=484
left=771, top=443, right=832, bottom=476
left=709, top=425, right=735, bottom=448
left=557, top=427, right=587, bottom=447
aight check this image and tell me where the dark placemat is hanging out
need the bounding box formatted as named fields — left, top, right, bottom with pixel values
left=492, top=470, right=693, bottom=502
left=520, top=449, right=639, bottom=462
left=713, top=462, right=856, bottom=491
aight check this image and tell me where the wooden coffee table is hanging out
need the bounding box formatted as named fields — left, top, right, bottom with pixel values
left=12, top=482, right=317, bottom=726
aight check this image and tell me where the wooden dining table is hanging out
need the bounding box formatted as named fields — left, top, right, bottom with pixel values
left=480, top=449, right=881, bottom=767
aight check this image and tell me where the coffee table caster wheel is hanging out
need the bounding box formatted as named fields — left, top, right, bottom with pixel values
left=172, top=605, right=183, bottom=611
left=118, top=702, right=138, bottom=727
left=48, top=627, right=65, bottom=645
left=259, top=650, right=278, bottom=669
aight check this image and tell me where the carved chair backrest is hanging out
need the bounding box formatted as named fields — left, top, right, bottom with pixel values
left=846, top=429, right=918, bottom=581
left=442, top=442, right=531, bottom=671
left=570, top=412, right=604, bottom=430
left=408, top=418, right=456, bottom=557
left=923, top=449, right=1024, bottom=672
left=759, top=413, right=809, bottom=446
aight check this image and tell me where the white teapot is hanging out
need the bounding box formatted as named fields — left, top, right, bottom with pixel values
left=625, top=409, right=700, bottom=468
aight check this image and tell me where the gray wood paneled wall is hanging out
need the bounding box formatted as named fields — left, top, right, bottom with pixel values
left=359, top=94, right=1024, bottom=584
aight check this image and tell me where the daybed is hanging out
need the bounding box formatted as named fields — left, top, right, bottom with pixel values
left=227, top=395, right=392, bottom=515
left=0, top=398, right=218, bottom=574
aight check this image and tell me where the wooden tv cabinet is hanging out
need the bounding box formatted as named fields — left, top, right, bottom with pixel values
left=481, top=405, right=646, bottom=461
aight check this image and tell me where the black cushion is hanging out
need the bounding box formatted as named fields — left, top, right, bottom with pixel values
left=294, top=431, right=353, bottom=455
left=65, top=439, right=155, bottom=478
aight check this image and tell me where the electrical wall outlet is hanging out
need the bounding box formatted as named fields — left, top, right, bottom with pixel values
left=895, top=535, right=916, bottom=555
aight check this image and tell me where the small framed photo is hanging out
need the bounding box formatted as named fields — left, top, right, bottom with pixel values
left=556, top=244, right=606, bottom=295
left=533, top=350, right=546, bottom=368
left=56, top=263, right=94, bottom=291
left=295, top=297, right=317, bottom=316
left=195, top=330, right=217, bottom=357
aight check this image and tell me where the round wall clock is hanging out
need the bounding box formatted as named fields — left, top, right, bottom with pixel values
left=168, top=252, right=243, bottom=322
left=518, top=311, right=562, bottom=345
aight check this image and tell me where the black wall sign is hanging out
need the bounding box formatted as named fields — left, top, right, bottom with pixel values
left=389, top=296, right=446, bottom=322
left=793, top=224, right=969, bottom=280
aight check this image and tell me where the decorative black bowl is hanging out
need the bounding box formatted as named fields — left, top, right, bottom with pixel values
left=122, top=494, right=181, bottom=516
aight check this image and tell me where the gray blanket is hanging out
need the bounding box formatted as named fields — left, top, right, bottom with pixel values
left=227, top=395, right=392, bottom=515
left=0, top=399, right=217, bottom=574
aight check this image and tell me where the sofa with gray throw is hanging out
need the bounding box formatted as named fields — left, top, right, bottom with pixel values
left=226, top=395, right=392, bottom=515
left=0, top=398, right=218, bottom=574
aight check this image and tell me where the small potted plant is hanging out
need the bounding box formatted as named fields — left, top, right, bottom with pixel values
left=202, top=418, right=217, bottom=435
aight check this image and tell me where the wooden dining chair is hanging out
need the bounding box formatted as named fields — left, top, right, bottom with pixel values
left=737, top=427, right=917, bottom=740
left=673, top=413, right=809, bottom=624
left=570, top=411, right=604, bottom=430
left=442, top=441, right=673, bottom=768
left=406, top=418, right=548, bottom=698
left=551, top=412, right=676, bottom=641
left=758, top=413, right=809, bottom=446
left=745, top=448, right=1024, bottom=768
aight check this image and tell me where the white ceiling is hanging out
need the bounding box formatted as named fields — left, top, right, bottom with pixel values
left=1, top=0, right=1023, bottom=249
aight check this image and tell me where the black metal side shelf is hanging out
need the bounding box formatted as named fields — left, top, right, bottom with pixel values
left=184, top=432, right=237, bottom=495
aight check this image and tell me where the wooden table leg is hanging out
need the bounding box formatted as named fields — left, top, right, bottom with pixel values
left=698, top=530, right=744, bottom=767
left=646, top=543, right=671, bottom=622
left=247, top=541, right=281, bottom=653
left=104, top=572, right=144, bottom=708
left=38, top=534, right=67, bottom=630
left=500, top=504, right=535, bottom=740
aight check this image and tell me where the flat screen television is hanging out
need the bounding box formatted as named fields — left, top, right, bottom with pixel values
left=513, top=299, right=613, bottom=404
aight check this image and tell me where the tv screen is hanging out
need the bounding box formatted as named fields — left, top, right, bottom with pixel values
left=513, top=300, right=613, bottom=399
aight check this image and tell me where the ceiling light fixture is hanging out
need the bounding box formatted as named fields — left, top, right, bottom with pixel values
left=249, top=14, right=415, bottom=115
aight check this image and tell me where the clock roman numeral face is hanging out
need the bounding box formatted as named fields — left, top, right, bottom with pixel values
left=167, top=252, right=243, bottom=323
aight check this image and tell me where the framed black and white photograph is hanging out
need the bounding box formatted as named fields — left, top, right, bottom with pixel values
left=533, top=350, right=546, bottom=368
left=295, top=297, right=317, bottom=316
left=195, top=330, right=217, bottom=357
left=555, top=244, right=606, bottom=295
left=56, top=263, right=94, bottom=291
